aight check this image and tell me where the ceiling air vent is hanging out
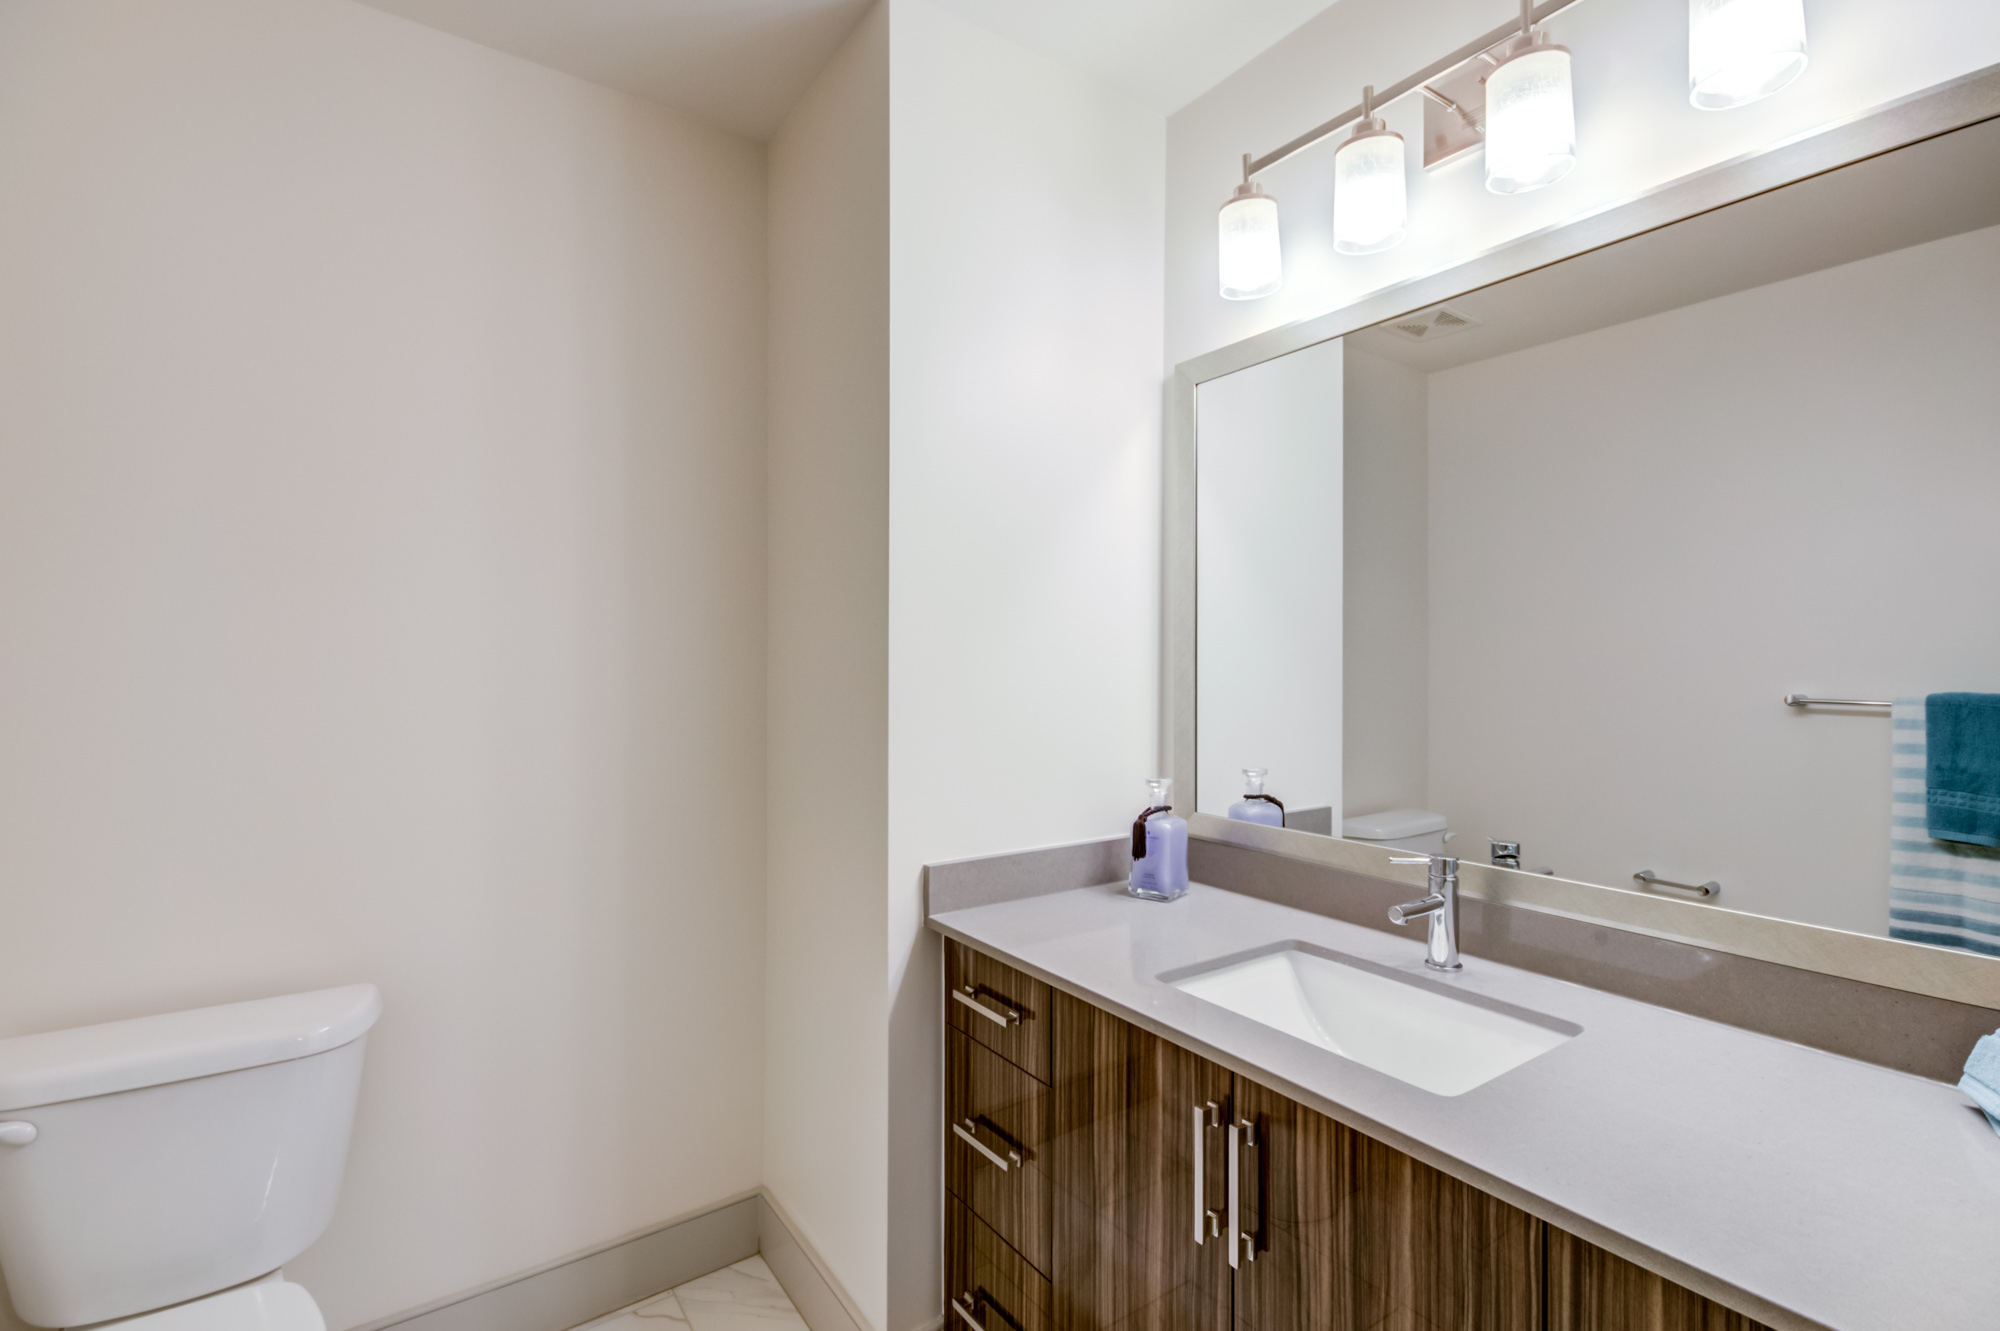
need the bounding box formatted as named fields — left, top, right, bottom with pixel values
left=1384, top=306, right=1481, bottom=342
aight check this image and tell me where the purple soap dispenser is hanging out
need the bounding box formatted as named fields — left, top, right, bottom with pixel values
left=1227, top=768, right=1286, bottom=827
left=1128, top=778, right=1189, bottom=902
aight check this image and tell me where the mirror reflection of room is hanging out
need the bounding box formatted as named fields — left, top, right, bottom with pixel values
left=1197, top=119, right=2000, bottom=951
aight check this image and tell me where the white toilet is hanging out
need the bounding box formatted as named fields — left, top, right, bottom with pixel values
left=1340, top=808, right=1452, bottom=856
left=0, top=986, right=381, bottom=1330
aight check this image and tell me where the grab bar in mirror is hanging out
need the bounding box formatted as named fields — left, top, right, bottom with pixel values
left=1633, top=870, right=1719, bottom=898
left=1783, top=694, right=1892, bottom=710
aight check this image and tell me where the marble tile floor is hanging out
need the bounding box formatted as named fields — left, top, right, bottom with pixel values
left=571, top=1255, right=809, bottom=1331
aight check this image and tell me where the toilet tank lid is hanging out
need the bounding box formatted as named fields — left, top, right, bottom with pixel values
left=1341, top=808, right=1449, bottom=840
left=0, top=985, right=380, bottom=1112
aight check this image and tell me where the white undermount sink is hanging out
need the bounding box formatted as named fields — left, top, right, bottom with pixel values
left=1168, top=944, right=1579, bottom=1096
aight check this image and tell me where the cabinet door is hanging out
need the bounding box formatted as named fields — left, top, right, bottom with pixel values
left=1232, top=1079, right=1541, bottom=1331
left=1547, top=1226, right=1772, bottom=1331
left=1047, top=991, right=1233, bottom=1331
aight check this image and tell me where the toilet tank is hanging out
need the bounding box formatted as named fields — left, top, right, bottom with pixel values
left=0, top=986, right=380, bottom=1329
left=1340, top=808, right=1451, bottom=856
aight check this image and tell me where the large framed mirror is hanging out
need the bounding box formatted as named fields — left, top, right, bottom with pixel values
left=1167, top=65, right=2000, bottom=1008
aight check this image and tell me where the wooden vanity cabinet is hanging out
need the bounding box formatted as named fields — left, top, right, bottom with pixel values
left=1045, top=987, right=1232, bottom=1331
left=1546, top=1227, right=1772, bottom=1331
left=950, top=1197, right=1053, bottom=1331
left=1232, top=1076, right=1542, bottom=1331
left=942, top=940, right=1769, bottom=1331
left=948, top=1029, right=1051, bottom=1272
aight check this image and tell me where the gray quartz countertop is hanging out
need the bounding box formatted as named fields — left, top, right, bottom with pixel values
left=929, top=880, right=2000, bottom=1331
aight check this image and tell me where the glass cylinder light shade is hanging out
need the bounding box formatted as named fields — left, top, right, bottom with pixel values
left=1484, top=41, right=1576, bottom=195
left=1218, top=185, right=1282, bottom=300
left=1688, top=0, right=1807, bottom=110
left=1333, top=123, right=1407, bottom=255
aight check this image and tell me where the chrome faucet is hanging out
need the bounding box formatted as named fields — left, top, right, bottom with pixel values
left=1387, top=855, right=1463, bottom=972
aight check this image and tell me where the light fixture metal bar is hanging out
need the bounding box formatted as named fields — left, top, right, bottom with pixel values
left=1244, top=0, right=1585, bottom=179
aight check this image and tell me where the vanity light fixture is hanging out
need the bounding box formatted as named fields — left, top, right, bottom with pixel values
left=1333, top=86, right=1408, bottom=255
left=1688, top=0, right=1808, bottom=110
left=1484, top=0, right=1576, bottom=194
left=1219, top=0, right=1589, bottom=296
left=1217, top=154, right=1283, bottom=300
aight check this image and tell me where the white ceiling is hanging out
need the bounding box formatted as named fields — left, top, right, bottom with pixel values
left=926, top=0, right=1343, bottom=114
left=353, top=0, right=876, bottom=141
left=354, top=0, right=1342, bottom=141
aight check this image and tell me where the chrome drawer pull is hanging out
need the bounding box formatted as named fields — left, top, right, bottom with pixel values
left=952, top=986, right=1022, bottom=1028
left=952, top=1118, right=1022, bottom=1171
left=950, top=1295, right=984, bottom=1331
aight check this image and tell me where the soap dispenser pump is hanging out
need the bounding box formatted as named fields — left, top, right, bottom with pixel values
left=1228, top=768, right=1285, bottom=827
left=1128, top=778, right=1189, bottom=902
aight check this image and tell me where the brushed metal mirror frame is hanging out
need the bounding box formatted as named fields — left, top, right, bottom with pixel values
left=1164, top=62, right=2000, bottom=1011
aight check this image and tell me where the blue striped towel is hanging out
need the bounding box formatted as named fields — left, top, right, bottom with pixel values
left=1890, top=698, right=2000, bottom=956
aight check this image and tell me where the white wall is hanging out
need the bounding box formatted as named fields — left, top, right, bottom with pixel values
left=1427, top=223, right=2000, bottom=935
left=765, top=7, right=892, bottom=1330
left=886, top=1, right=1165, bottom=1326
left=0, top=3, right=767, bottom=1329
left=1342, top=348, right=1430, bottom=820
left=1165, top=0, right=2000, bottom=368
left=1195, top=340, right=1344, bottom=819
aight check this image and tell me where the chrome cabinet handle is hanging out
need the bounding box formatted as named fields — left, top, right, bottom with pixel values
left=1230, top=1118, right=1258, bottom=1266
left=1193, top=1100, right=1221, bottom=1245
left=952, top=986, right=1023, bottom=1028
left=952, top=1118, right=1022, bottom=1172
left=1226, top=1120, right=1240, bottom=1270
left=1192, top=1104, right=1205, bottom=1244
left=950, top=1295, right=984, bottom=1331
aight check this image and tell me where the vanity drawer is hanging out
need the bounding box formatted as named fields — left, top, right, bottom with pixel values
left=947, top=939, right=1050, bottom=1082
left=947, top=1028, right=1050, bottom=1275
left=948, top=1197, right=1052, bottom=1331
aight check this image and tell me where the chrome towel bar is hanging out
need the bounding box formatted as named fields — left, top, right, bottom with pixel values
left=1783, top=694, right=1892, bottom=710
left=1634, top=870, right=1720, bottom=898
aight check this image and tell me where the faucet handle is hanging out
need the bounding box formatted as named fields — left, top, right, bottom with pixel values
left=1388, top=855, right=1433, bottom=865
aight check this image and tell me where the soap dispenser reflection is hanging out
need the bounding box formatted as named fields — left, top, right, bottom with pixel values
left=1228, top=768, right=1285, bottom=827
left=1128, top=778, right=1189, bottom=902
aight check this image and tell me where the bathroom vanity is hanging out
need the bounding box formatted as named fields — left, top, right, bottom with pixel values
left=929, top=841, right=2000, bottom=1331
left=942, top=940, right=1755, bottom=1331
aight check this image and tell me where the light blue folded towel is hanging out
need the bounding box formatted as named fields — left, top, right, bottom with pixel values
left=1962, top=1031, right=2000, bottom=1138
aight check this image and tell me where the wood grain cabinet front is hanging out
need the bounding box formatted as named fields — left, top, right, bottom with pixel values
left=1547, top=1226, right=1773, bottom=1331
left=1047, top=990, right=1233, bottom=1331
left=1233, top=1077, right=1541, bottom=1331
left=948, top=939, right=1052, bottom=1083
left=942, top=943, right=1774, bottom=1331
left=949, top=1197, right=1053, bottom=1331
left=948, top=1028, right=1051, bottom=1274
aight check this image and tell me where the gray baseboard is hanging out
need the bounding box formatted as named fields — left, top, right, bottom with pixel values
left=756, top=1191, right=866, bottom=1331
left=353, top=1190, right=866, bottom=1331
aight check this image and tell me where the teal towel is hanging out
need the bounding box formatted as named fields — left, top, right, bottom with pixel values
left=1927, top=693, right=2000, bottom=848
left=1962, top=1031, right=2000, bottom=1139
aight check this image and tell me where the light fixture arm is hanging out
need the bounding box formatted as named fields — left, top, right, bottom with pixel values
left=1238, top=0, right=1585, bottom=180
